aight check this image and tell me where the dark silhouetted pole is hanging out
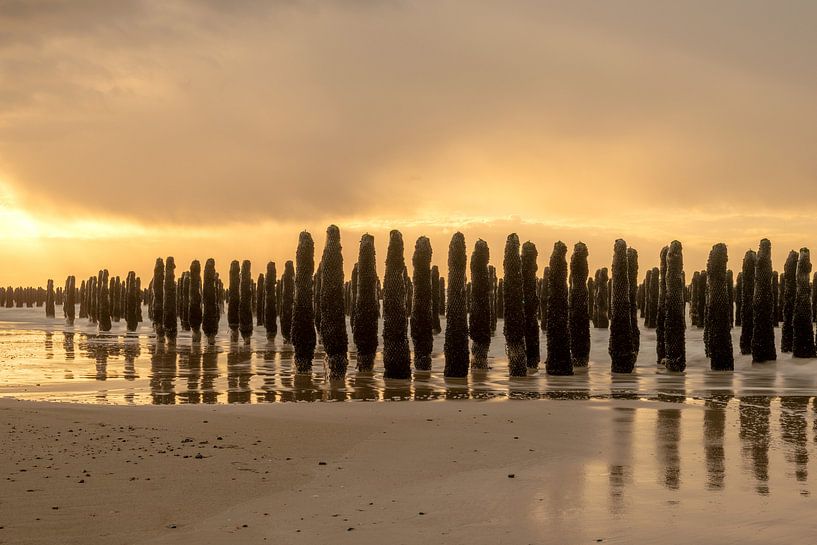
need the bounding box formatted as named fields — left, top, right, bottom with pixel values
left=540, top=266, right=550, bottom=332
left=292, top=232, right=316, bottom=373
left=384, top=230, right=411, bottom=379
left=444, top=232, right=469, bottom=377
left=280, top=260, right=295, bottom=344
left=65, top=276, right=76, bottom=326
left=320, top=225, right=348, bottom=378
left=411, top=236, right=434, bottom=371
left=256, top=273, right=265, bottom=327
left=228, top=260, right=240, bottom=342
left=751, top=239, right=776, bottom=362
left=738, top=250, right=756, bottom=355
left=627, top=247, right=640, bottom=357
left=45, top=279, right=55, bottom=318
left=98, top=270, right=111, bottom=332
left=152, top=258, right=164, bottom=340
left=656, top=246, right=668, bottom=364
left=313, top=262, right=322, bottom=341
left=546, top=241, right=572, bottom=375
left=354, top=234, right=378, bottom=371
left=595, top=268, right=609, bottom=329
left=735, top=272, right=743, bottom=327
left=706, top=243, right=733, bottom=370
left=609, top=240, right=635, bottom=373
left=772, top=271, right=780, bottom=328
left=664, top=241, right=686, bottom=372
left=264, top=262, right=278, bottom=341
left=503, top=234, right=526, bottom=376
left=163, top=257, right=177, bottom=342
left=569, top=242, right=590, bottom=367
left=431, top=265, right=442, bottom=334
left=781, top=250, right=798, bottom=353
left=468, top=239, right=491, bottom=369
left=189, top=260, right=202, bottom=342
left=202, top=259, right=219, bottom=345
left=239, top=260, right=254, bottom=342
left=792, top=248, right=816, bottom=358
left=521, top=241, right=539, bottom=370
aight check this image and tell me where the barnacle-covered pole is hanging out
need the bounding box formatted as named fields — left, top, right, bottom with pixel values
left=468, top=239, right=491, bottom=369
left=503, top=234, right=526, bottom=376
left=280, top=260, right=295, bottom=344
left=546, top=241, right=572, bottom=375
left=319, top=225, right=348, bottom=378
left=431, top=265, right=442, bottom=334
left=751, top=239, right=776, bottom=363
left=656, top=247, right=668, bottom=364
left=65, top=276, right=76, bottom=326
left=239, top=260, right=254, bottom=343
left=706, top=243, right=733, bottom=370
left=202, top=259, right=219, bottom=345
left=256, top=273, right=265, bottom=327
left=643, top=269, right=653, bottom=327
left=781, top=250, right=798, bottom=353
left=735, top=272, right=743, bottom=327
left=163, top=257, right=177, bottom=343
left=45, top=279, right=55, bottom=318
left=521, top=241, right=539, bottom=370
left=124, top=271, right=137, bottom=333
left=411, top=236, right=434, bottom=371
left=594, top=268, right=609, bottom=328
left=152, top=258, right=165, bottom=340
left=98, top=270, right=111, bottom=332
left=292, top=232, right=316, bottom=373
left=444, top=232, right=469, bottom=377
left=663, top=241, right=686, bottom=372
left=609, top=240, right=635, bottom=373
left=569, top=243, right=590, bottom=367
left=228, top=260, right=240, bottom=342
left=354, top=235, right=378, bottom=371
left=738, top=250, right=756, bottom=355
left=189, top=261, right=202, bottom=343
left=792, top=248, right=816, bottom=358
left=384, top=230, right=411, bottom=379
left=627, top=247, right=640, bottom=357
left=772, top=271, right=780, bottom=328
left=726, top=269, right=734, bottom=327
left=180, top=272, right=190, bottom=331
left=264, top=262, right=278, bottom=341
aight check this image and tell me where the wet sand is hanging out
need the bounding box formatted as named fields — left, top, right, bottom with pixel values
left=2, top=396, right=816, bottom=544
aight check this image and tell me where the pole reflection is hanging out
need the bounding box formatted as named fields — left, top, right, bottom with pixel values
left=780, top=396, right=809, bottom=484
left=739, top=396, right=771, bottom=495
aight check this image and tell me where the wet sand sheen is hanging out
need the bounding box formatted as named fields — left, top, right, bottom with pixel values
left=2, top=306, right=817, bottom=402
left=1, top=396, right=816, bottom=545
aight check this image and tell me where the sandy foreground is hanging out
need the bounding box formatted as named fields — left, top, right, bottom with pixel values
left=0, top=397, right=814, bottom=545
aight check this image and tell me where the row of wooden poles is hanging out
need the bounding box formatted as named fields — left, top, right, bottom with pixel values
left=15, top=229, right=817, bottom=378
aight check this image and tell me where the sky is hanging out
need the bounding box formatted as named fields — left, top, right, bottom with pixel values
left=2, top=0, right=817, bottom=285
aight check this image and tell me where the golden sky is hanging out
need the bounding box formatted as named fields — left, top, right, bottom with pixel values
left=1, top=1, right=817, bottom=285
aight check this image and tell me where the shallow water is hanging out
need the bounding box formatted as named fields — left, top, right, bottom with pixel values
left=529, top=399, right=817, bottom=542
left=1, top=305, right=815, bottom=404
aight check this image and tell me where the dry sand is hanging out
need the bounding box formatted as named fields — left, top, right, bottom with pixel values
left=2, top=396, right=815, bottom=545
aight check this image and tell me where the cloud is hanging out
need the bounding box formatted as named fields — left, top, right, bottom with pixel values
left=1, top=0, right=816, bottom=230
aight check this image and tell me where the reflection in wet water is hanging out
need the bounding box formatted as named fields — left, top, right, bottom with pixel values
left=703, top=394, right=730, bottom=490
left=740, top=396, right=771, bottom=495
left=2, top=310, right=817, bottom=516
left=608, top=407, right=634, bottom=515
left=559, top=396, right=817, bottom=542
left=3, top=306, right=817, bottom=404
